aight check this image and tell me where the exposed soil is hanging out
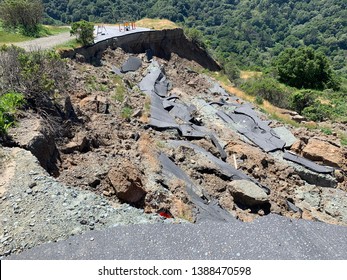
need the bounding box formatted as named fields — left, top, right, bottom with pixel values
left=56, top=48, right=347, bottom=223
left=1, top=46, right=347, bottom=257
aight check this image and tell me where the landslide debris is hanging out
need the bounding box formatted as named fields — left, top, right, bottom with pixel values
left=1, top=47, right=347, bottom=257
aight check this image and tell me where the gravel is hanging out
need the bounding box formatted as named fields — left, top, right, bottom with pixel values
left=13, top=32, right=71, bottom=51
left=0, top=147, right=177, bottom=257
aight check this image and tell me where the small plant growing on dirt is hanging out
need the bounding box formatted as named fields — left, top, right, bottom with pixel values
left=340, top=134, right=347, bottom=146
left=255, top=95, right=264, bottom=105
left=0, top=91, right=24, bottom=136
left=112, top=75, right=127, bottom=102
left=113, top=87, right=125, bottom=102
left=320, top=127, right=333, bottom=135
left=121, top=106, right=133, bottom=119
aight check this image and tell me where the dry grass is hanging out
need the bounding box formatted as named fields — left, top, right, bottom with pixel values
left=171, top=198, right=195, bottom=222
left=209, top=71, right=297, bottom=125
left=136, top=18, right=178, bottom=30
left=240, top=71, right=262, bottom=80
left=139, top=95, right=151, bottom=123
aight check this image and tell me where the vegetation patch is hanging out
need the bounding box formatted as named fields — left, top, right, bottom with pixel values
left=0, top=0, right=43, bottom=37
left=240, top=76, right=291, bottom=109
left=70, top=20, right=94, bottom=46
left=0, top=91, right=24, bottom=136
left=112, top=75, right=127, bottom=103
left=0, top=45, right=68, bottom=112
left=136, top=18, right=178, bottom=30
left=121, top=106, right=133, bottom=119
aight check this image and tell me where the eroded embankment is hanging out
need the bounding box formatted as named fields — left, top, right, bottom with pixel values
left=60, top=28, right=221, bottom=71
left=1, top=35, right=347, bottom=258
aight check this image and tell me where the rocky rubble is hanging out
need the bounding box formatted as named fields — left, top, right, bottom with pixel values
left=0, top=147, right=177, bottom=257
left=1, top=47, right=347, bottom=256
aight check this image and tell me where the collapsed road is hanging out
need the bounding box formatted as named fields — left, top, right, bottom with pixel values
left=1, top=29, right=347, bottom=259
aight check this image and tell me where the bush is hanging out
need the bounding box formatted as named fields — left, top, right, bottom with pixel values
left=241, top=76, right=290, bottom=108
left=70, top=20, right=94, bottom=46
left=275, top=47, right=340, bottom=90
left=0, top=45, right=68, bottom=109
left=224, top=60, right=240, bottom=81
left=301, top=102, right=332, bottom=122
left=289, top=90, right=318, bottom=114
left=184, top=27, right=206, bottom=49
left=0, top=0, right=43, bottom=37
left=0, top=91, right=24, bottom=135
left=121, top=106, right=133, bottom=119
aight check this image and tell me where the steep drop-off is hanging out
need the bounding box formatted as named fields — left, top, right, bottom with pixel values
left=61, top=29, right=221, bottom=71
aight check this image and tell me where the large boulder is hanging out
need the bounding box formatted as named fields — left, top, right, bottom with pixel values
left=108, top=160, right=146, bottom=204
left=302, top=138, right=343, bottom=168
left=228, top=180, right=269, bottom=207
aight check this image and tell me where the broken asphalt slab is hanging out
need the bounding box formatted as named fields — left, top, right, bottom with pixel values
left=168, top=140, right=270, bottom=194
left=216, top=104, right=285, bottom=152
left=5, top=214, right=347, bottom=260
left=159, top=153, right=235, bottom=223
left=283, top=152, right=334, bottom=174
left=120, top=57, right=142, bottom=73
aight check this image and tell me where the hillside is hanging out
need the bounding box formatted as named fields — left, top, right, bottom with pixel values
left=1, top=30, right=347, bottom=257
left=42, top=0, right=347, bottom=76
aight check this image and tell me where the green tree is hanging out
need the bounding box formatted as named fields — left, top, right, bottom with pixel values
left=184, top=27, right=206, bottom=49
left=275, top=47, right=340, bottom=90
left=70, top=20, right=94, bottom=46
left=0, top=0, right=43, bottom=36
left=224, top=60, right=240, bottom=81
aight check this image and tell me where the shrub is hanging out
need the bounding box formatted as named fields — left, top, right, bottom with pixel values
left=289, top=90, right=318, bottom=114
left=70, top=20, right=94, bottom=46
left=121, top=106, right=133, bottom=119
left=224, top=60, right=240, bottom=81
left=241, top=76, right=290, bottom=108
left=301, top=102, right=332, bottom=122
left=275, top=47, right=340, bottom=90
left=184, top=27, right=206, bottom=49
left=0, top=0, right=43, bottom=37
left=0, top=45, right=68, bottom=110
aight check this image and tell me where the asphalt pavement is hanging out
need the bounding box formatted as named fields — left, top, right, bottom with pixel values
left=6, top=214, right=347, bottom=260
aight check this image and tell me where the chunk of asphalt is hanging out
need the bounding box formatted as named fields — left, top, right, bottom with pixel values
left=209, top=134, right=227, bottom=161
left=111, top=66, right=123, bottom=75
left=273, top=127, right=298, bottom=148
left=139, top=67, right=163, bottom=95
left=167, top=140, right=270, bottom=194
left=120, top=57, right=142, bottom=73
left=159, top=153, right=235, bottom=223
left=169, top=103, right=192, bottom=122
left=217, top=104, right=285, bottom=152
left=286, top=200, right=302, bottom=214
left=178, top=124, right=206, bottom=138
left=283, top=152, right=334, bottom=174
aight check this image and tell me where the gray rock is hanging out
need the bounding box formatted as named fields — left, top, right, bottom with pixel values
left=229, top=180, right=269, bottom=207
left=273, top=127, right=297, bottom=148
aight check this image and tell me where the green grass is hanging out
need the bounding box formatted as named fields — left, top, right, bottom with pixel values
left=339, top=133, right=347, bottom=146
left=54, top=39, right=81, bottom=50
left=121, top=106, right=133, bottom=119
left=320, top=127, right=333, bottom=135
left=0, top=22, right=33, bottom=43
left=112, top=75, right=127, bottom=102
left=43, top=25, right=70, bottom=35
left=0, top=21, right=70, bottom=44
left=85, top=75, right=110, bottom=93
